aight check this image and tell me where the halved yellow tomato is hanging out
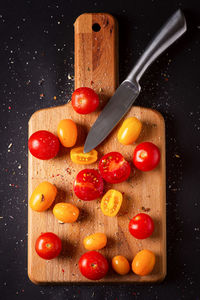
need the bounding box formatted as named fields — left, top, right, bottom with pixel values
left=117, top=117, right=142, bottom=145
left=100, top=189, right=123, bottom=217
left=29, top=181, right=57, bottom=212
left=70, top=146, right=98, bottom=165
left=57, top=119, right=77, bottom=147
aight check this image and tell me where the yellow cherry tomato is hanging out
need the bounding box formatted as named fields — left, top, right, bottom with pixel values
left=132, top=249, right=156, bottom=276
left=101, top=189, right=123, bottom=217
left=117, top=117, right=142, bottom=145
left=70, top=146, right=98, bottom=165
left=83, top=233, right=107, bottom=250
left=29, top=181, right=57, bottom=212
left=112, top=255, right=130, bottom=275
left=57, top=119, right=77, bottom=147
left=53, top=202, right=79, bottom=223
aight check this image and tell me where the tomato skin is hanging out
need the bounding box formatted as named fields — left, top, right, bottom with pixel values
left=99, top=152, right=131, bottom=184
left=30, top=181, right=57, bottom=212
left=73, top=169, right=104, bottom=201
left=71, top=87, right=99, bottom=114
left=112, top=255, right=130, bottom=275
left=101, top=189, right=123, bottom=217
left=28, top=130, right=60, bottom=160
left=53, top=203, right=79, bottom=223
left=118, top=117, right=142, bottom=145
left=83, top=233, right=107, bottom=251
left=70, top=146, right=98, bottom=165
left=133, top=142, right=160, bottom=171
left=132, top=249, right=156, bottom=276
left=129, top=213, right=154, bottom=239
left=35, top=232, right=62, bottom=260
left=57, top=119, right=77, bottom=147
left=79, top=251, right=109, bottom=280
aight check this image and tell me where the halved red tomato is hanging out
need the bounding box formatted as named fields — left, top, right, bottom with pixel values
left=99, top=152, right=131, bottom=184
left=73, top=169, right=104, bottom=201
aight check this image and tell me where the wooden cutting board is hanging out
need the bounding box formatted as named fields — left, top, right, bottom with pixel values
left=28, top=13, right=166, bottom=284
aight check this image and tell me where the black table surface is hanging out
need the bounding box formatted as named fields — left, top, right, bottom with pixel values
left=0, top=0, right=200, bottom=299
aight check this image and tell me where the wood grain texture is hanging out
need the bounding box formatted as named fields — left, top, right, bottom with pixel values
left=28, top=13, right=166, bottom=284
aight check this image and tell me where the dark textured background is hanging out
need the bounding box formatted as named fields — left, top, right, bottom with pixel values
left=0, top=0, right=200, bottom=299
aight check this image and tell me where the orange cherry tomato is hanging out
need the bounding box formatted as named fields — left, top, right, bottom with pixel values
left=132, top=249, right=156, bottom=276
left=83, top=233, right=107, bottom=251
left=53, top=202, right=79, bottom=223
left=57, top=119, right=77, bottom=147
left=112, top=255, right=130, bottom=275
left=70, top=146, right=98, bottom=165
left=29, top=182, right=57, bottom=212
left=117, top=117, right=142, bottom=145
left=101, top=189, right=123, bottom=217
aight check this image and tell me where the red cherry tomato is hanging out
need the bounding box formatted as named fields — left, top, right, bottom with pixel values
left=73, top=169, right=104, bottom=201
left=129, top=213, right=154, bottom=239
left=133, top=142, right=160, bottom=171
left=99, top=152, right=131, bottom=184
left=79, top=251, right=109, bottom=280
left=35, top=232, right=62, bottom=259
left=71, top=87, right=99, bottom=114
left=28, top=130, right=60, bottom=160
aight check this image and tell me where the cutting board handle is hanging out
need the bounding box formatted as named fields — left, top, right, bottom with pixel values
left=74, top=13, right=118, bottom=108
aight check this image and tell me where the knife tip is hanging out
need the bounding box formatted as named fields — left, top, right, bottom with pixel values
left=83, top=145, right=90, bottom=154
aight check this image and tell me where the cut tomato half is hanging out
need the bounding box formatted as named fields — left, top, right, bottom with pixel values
left=99, top=152, right=131, bottom=183
left=101, top=189, right=123, bottom=217
left=73, top=169, right=104, bottom=201
left=70, top=146, right=98, bottom=165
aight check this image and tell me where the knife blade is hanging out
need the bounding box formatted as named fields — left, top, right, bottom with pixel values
left=84, top=9, right=186, bottom=153
left=84, top=81, right=140, bottom=153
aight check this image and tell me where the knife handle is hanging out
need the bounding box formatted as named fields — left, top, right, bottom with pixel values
left=125, top=9, right=187, bottom=84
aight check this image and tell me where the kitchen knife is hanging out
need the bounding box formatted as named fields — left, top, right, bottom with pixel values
left=84, top=9, right=186, bottom=153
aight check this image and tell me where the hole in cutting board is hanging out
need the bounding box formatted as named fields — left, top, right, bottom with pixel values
left=92, top=23, right=101, bottom=32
